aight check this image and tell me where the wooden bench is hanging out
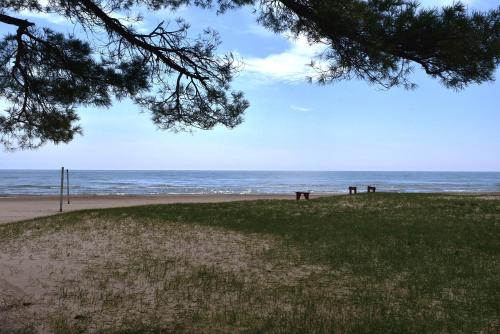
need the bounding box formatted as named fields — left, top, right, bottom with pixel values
left=367, top=186, right=376, bottom=193
left=348, top=186, right=357, bottom=195
left=295, top=191, right=310, bottom=200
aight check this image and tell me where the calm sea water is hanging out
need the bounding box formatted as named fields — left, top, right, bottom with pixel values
left=0, top=170, right=499, bottom=196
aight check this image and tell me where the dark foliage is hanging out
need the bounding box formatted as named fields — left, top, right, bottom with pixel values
left=0, top=1, right=249, bottom=149
left=0, top=0, right=498, bottom=149
left=256, top=0, right=500, bottom=89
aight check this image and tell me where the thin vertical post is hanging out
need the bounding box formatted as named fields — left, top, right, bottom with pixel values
left=66, top=169, right=70, bottom=204
left=59, top=167, right=64, bottom=212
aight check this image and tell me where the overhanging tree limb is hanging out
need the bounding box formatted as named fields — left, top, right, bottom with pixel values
left=0, top=0, right=248, bottom=150
left=0, top=13, right=34, bottom=28
left=78, top=0, right=209, bottom=81
left=261, top=0, right=499, bottom=88
left=0, top=0, right=498, bottom=150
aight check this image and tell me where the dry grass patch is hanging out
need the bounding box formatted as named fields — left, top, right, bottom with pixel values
left=0, top=217, right=329, bottom=333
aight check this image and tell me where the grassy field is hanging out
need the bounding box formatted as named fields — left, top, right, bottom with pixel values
left=0, top=193, right=499, bottom=333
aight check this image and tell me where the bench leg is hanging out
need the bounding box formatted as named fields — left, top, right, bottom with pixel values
left=304, top=193, right=309, bottom=200
left=296, top=193, right=300, bottom=200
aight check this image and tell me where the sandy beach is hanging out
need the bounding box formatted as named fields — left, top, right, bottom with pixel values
left=2, top=192, right=499, bottom=225
left=0, top=193, right=324, bottom=224
left=1, top=193, right=499, bottom=332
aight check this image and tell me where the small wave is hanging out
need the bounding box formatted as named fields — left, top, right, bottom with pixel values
left=8, top=184, right=53, bottom=188
left=2, top=171, right=500, bottom=195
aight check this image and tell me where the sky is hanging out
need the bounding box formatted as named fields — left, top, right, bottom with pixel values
left=1, top=0, right=499, bottom=171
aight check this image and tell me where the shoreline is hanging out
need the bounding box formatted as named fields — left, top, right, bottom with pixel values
left=1, top=192, right=499, bottom=225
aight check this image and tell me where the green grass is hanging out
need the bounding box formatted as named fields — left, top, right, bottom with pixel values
left=1, top=193, right=499, bottom=333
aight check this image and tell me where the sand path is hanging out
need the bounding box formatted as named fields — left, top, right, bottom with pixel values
left=0, top=194, right=316, bottom=224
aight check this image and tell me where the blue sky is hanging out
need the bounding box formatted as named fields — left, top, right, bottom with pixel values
left=1, top=0, right=499, bottom=171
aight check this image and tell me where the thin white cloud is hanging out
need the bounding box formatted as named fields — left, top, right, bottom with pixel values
left=245, top=24, right=276, bottom=38
left=290, top=105, right=311, bottom=112
left=14, top=0, right=66, bottom=24
left=18, top=10, right=69, bottom=25
left=242, top=35, right=326, bottom=84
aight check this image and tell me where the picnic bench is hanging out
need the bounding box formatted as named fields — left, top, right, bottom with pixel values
left=295, top=191, right=310, bottom=200
left=367, top=186, right=376, bottom=193
left=348, top=186, right=357, bottom=195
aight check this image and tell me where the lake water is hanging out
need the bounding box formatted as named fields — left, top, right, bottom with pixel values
left=0, top=170, right=499, bottom=196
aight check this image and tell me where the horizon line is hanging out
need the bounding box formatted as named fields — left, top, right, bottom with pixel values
left=1, top=169, right=499, bottom=173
